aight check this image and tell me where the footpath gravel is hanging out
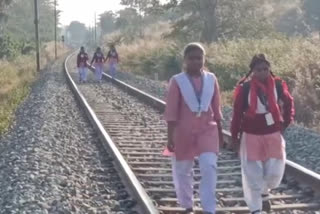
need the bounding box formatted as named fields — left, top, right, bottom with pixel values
left=0, top=60, right=137, bottom=214
left=112, top=70, right=320, bottom=174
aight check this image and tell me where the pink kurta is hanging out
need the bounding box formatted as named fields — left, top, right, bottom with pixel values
left=244, top=132, right=285, bottom=161
left=164, top=74, right=223, bottom=161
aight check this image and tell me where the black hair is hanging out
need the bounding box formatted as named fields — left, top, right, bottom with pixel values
left=238, top=53, right=274, bottom=85
left=183, top=42, right=206, bottom=58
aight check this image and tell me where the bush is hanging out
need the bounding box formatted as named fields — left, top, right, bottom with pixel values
left=0, top=34, right=22, bottom=60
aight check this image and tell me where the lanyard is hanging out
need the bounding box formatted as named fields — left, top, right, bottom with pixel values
left=186, top=72, right=204, bottom=112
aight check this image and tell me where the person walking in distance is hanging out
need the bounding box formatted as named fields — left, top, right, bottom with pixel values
left=77, top=46, right=89, bottom=83
left=105, top=45, right=119, bottom=79
left=90, top=47, right=105, bottom=83
left=164, top=43, right=224, bottom=214
left=231, top=54, right=295, bottom=214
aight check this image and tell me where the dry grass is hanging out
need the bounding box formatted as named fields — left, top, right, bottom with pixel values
left=0, top=43, right=70, bottom=134
left=42, top=42, right=70, bottom=65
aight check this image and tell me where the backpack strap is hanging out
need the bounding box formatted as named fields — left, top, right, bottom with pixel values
left=242, top=81, right=250, bottom=111
left=242, top=79, right=284, bottom=112
left=275, top=79, right=283, bottom=99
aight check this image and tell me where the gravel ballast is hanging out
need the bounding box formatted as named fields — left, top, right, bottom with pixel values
left=0, top=60, right=137, bottom=214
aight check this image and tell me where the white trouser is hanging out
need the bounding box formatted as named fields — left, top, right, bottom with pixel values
left=78, top=67, right=87, bottom=81
left=109, top=62, right=117, bottom=79
left=172, top=152, right=217, bottom=213
left=240, top=134, right=286, bottom=212
left=95, top=64, right=103, bottom=81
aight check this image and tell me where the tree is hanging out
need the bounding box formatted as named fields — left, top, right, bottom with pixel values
left=99, top=11, right=116, bottom=34
left=274, top=7, right=310, bottom=36
left=304, top=0, right=320, bottom=34
left=0, top=0, right=11, bottom=8
left=67, top=21, right=88, bottom=43
left=115, top=8, right=144, bottom=39
left=5, top=0, right=59, bottom=42
left=264, top=0, right=310, bottom=36
left=165, top=0, right=274, bottom=43
left=217, top=0, right=273, bottom=39
left=199, top=0, right=218, bottom=42
left=0, top=0, right=13, bottom=28
left=120, top=0, right=160, bottom=14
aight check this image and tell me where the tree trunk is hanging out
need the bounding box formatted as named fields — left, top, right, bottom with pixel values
left=199, top=0, right=218, bottom=43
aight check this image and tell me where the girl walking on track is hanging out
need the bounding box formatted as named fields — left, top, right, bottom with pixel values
left=105, top=45, right=119, bottom=79
left=76, top=46, right=89, bottom=83
left=164, top=43, right=224, bottom=214
left=231, top=54, right=295, bottom=214
left=90, top=47, right=105, bottom=83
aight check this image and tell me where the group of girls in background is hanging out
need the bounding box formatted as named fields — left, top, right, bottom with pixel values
left=164, top=43, right=294, bottom=214
left=76, top=45, right=119, bottom=83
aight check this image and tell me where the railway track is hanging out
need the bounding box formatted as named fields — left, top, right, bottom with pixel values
left=64, top=53, right=320, bottom=214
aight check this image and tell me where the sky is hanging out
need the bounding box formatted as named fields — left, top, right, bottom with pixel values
left=58, top=0, right=124, bottom=27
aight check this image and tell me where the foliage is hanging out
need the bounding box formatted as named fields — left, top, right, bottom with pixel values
left=118, top=0, right=172, bottom=38
left=0, top=34, right=21, bottom=59
left=303, top=0, right=320, bottom=32
left=5, top=0, right=59, bottom=42
left=120, top=0, right=161, bottom=14
left=274, top=7, right=310, bottom=36
left=67, top=21, right=88, bottom=43
left=117, top=0, right=320, bottom=42
left=115, top=8, right=142, bottom=35
left=0, top=0, right=12, bottom=24
left=0, top=32, right=35, bottom=60
left=99, top=11, right=116, bottom=34
left=163, top=0, right=276, bottom=43
left=0, top=0, right=12, bottom=8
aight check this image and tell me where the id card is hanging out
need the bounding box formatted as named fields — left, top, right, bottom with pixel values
left=265, top=113, right=275, bottom=126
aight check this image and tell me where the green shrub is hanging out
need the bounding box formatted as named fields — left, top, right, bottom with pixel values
left=0, top=34, right=21, bottom=60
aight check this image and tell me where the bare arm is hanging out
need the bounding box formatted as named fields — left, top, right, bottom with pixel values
left=167, top=122, right=176, bottom=152
left=164, top=78, right=180, bottom=152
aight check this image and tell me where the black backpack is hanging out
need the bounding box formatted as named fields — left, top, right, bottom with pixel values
left=242, top=79, right=283, bottom=111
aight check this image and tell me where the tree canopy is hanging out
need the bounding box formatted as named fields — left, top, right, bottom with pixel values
left=67, top=21, right=88, bottom=43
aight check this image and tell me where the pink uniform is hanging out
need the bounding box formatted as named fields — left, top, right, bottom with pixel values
left=164, top=75, right=222, bottom=161
left=77, top=53, right=89, bottom=67
left=165, top=71, right=222, bottom=213
left=91, top=52, right=105, bottom=81
left=244, top=132, right=285, bottom=161
left=107, top=50, right=119, bottom=64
